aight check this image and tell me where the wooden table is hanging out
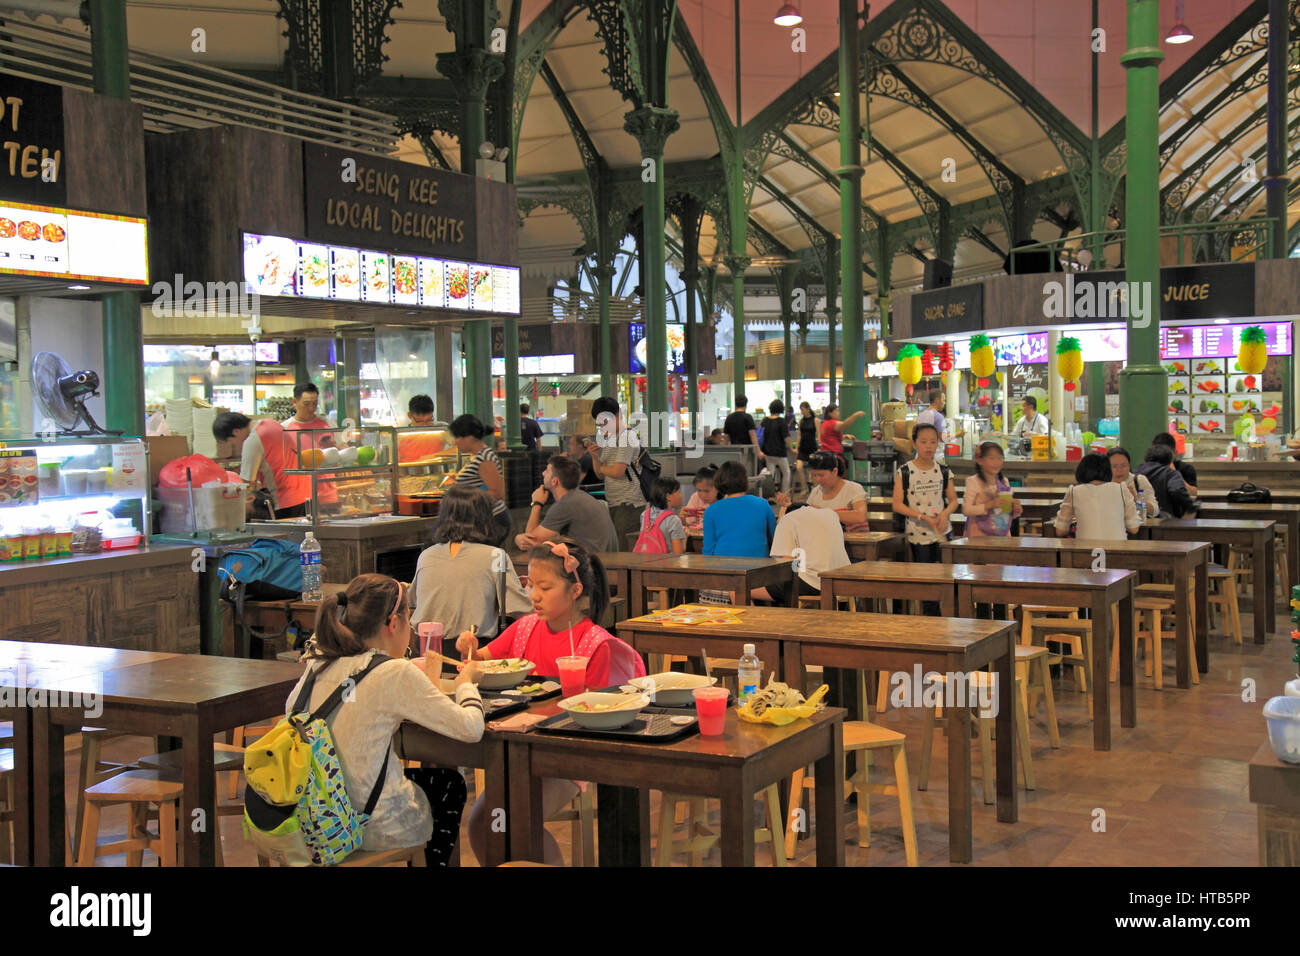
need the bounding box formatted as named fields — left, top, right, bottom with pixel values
left=1145, top=518, right=1275, bottom=641
left=618, top=606, right=1018, bottom=863
left=819, top=561, right=959, bottom=615
left=240, top=582, right=346, bottom=642
left=1195, top=501, right=1299, bottom=594
left=394, top=721, right=511, bottom=866
left=943, top=536, right=1209, bottom=688
left=19, top=649, right=302, bottom=866
left=506, top=698, right=846, bottom=866
left=637, top=554, right=797, bottom=610
left=954, top=565, right=1137, bottom=751
left=0, top=641, right=174, bottom=866
left=1248, top=742, right=1300, bottom=866
left=594, top=553, right=674, bottom=619
left=687, top=529, right=905, bottom=563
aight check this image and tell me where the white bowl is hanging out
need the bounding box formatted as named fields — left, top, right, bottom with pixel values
left=626, top=672, right=717, bottom=707
left=1263, top=696, right=1300, bottom=764
left=473, top=658, right=536, bottom=690
left=557, top=692, right=650, bottom=729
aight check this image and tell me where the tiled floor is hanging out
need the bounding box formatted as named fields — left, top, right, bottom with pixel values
left=50, top=608, right=1294, bottom=867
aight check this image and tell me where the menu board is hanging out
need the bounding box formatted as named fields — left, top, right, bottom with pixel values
left=993, top=333, right=1048, bottom=365
left=392, top=255, right=418, bottom=306
left=469, top=264, right=495, bottom=312
left=240, top=231, right=521, bottom=314
left=1160, top=322, right=1292, bottom=359
left=297, top=242, right=330, bottom=298
left=0, top=202, right=147, bottom=285
left=419, top=258, right=443, bottom=308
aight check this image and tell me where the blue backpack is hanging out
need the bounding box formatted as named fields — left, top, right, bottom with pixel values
left=219, top=537, right=304, bottom=610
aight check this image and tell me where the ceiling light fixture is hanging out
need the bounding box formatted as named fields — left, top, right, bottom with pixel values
left=876, top=339, right=887, bottom=360
left=1166, top=0, right=1193, bottom=44
left=67, top=284, right=90, bottom=290
left=773, top=3, right=802, bottom=27
left=208, top=348, right=220, bottom=381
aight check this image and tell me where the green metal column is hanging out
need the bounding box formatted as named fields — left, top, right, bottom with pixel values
left=680, top=195, right=702, bottom=430
left=625, top=108, right=680, bottom=441
left=504, top=321, right=520, bottom=448
left=824, top=238, right=840, bottom=406
left=836, top=0, right=868, bottom=427
left=437, top=0, right=504, bottom=422
left=1267, top=0, right=1290, bottom=258
left=1118, top=0, right=1167, bottom=457
left=91, top=0, right=143, bottom=436
left=595, top=263, right=615, bottom=397
left=1088, top=0, right=1103, bottom=263
left=724, top=256, right=750, bottom=399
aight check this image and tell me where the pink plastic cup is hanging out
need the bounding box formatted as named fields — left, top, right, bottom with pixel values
left=693, top=687, right=730, bottom=736
left=556, top=655, right=589, bottom=699
left=417, top=621, right=443, bottom=656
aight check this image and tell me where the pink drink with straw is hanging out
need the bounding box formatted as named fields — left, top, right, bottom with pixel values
left=556, top=656, right=588, bottom=698
left=417, top=621, right=443, bottom=656
left=693, top=687, right=730, bottom=736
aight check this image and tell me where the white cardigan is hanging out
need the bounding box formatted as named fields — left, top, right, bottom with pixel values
left=1054, top=481, right=1139, bottom=540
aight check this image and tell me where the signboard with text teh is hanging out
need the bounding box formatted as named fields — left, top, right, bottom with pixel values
left=0, top=75, right=66, bottom=206
left=303, top=144, right=477, bottom=260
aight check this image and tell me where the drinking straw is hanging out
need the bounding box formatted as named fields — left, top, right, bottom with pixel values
left=569, top=624, right=576, bottom=659
left=702, top=648, right=712, bottom=680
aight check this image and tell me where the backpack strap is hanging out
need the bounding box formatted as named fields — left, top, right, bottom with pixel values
left=509, top=613, right=542, bottom=659
left=575, top=621, right=616, bottom=659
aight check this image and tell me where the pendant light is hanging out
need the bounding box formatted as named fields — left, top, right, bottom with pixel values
left=208, top=348, right=220, bottom=381
left=774, top=4, right=802, bottom=27
left=1166, top=0, right=1193, bottom=44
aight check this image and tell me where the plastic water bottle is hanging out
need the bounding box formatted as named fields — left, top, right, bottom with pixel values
left=1135, top=498, right=1146, bottom=525
left=300, top=532, right=322, bottom=602
left=737, top=643, right=762, bottom=704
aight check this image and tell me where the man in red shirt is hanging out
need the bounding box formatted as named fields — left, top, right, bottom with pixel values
left=282, top=382, right=338, bottom=508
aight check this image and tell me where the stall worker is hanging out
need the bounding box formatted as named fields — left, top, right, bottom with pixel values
left=212, top=411, right=309, bottom=519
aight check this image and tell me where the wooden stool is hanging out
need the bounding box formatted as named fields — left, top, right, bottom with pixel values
left=76, top=770, right=186, bottom=867
left=917, top=671, right=1035, bottom=801
left=657, top=786, right=785, bottom=866
left=1023, top=606, right=1094, bottom=693
left=0, top=748, right=13, bottom=865
left=1016, top=645, right=1060, bottom=748
left=473, top=769, right=595, bottom=866
left=1111, top=595, right=1198, bottom=689
left=1208, top=565, right=1243, bottom=645
left=134, top=743, right=247, bottom=840
left=1276, top=526, right=1290, bottom=602
left=258, top=845, right=426, bottom=867
left=783, top=720, right=918, bottom=865
left=72, top=728, right=138, bottom=862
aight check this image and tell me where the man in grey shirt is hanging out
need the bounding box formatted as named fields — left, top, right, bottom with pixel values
left=586, top=396, right=645, bottom=550
left=516, top=454, right=620, bottom=556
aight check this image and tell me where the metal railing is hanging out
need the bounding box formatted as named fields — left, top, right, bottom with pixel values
left=0, top=17, right=398, bottom=153
left=1006, top=218, right=1276, bottom=274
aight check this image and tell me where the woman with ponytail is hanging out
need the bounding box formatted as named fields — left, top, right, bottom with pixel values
left=288, top=573, right=485, bottom=866
left=457, top=538, right=646, bottom=864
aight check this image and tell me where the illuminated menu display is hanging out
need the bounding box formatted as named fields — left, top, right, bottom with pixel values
left=241, top=232, right=521, bottom=315
left=0, top=201, right=148, bottom=284
left=1160, top=322, right=1291, bottom=359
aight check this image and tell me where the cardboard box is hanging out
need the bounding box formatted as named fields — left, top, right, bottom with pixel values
left=146, top=436, right=191, bottom=488
left=880, top=402, right=908, bottom=422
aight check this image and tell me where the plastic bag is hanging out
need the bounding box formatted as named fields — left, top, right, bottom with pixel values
left=158, top=454, right=242, bottom=488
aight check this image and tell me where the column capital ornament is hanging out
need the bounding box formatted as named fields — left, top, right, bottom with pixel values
left=679, top=267, right=701, bottom=284
left=592, top=263, right=617, bottom=280
left=623, top=105, right=680, bottom=157
left=436, top=48, right=505, bottom=100
left=722, top=255, right=752, bottom=275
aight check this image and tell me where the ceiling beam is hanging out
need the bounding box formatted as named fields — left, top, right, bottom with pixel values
left=963, top=226, right=1005, bottom=258
left=538, top=58, right=607, bottom=185
left=777, top=132, right=886, bottom=228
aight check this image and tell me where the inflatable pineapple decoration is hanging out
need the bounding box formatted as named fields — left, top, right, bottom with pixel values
left=969, top=334, right=995, bottom=386
left=1237, top=325, right=1268, bottom=375
left=897, top=344, right=923, bottom=389
left=1056, top=336, right=1083, bottom=391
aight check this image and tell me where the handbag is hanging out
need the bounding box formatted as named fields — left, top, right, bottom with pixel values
left=1227, top=481, right=1271, bottom=504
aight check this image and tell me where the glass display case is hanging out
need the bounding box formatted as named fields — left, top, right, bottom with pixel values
left=281, top=425, right=398, bottom=522
left=394, top=424, right=462, bottom=515
left=0, top=436, right=150, bottom=560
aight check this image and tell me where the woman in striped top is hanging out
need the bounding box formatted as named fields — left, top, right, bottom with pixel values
left=450, top=414, right=513, bottom=546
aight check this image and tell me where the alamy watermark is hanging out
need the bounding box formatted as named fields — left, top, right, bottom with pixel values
left=594, top=410, right=712, bottom=459
left=889, top=664, right=1000, bottom=717
left=1042, top=274, right=1152, bottom=329
left=151, top=275, right=260, bottom=319
left=0, top=661, right=102, bottom=719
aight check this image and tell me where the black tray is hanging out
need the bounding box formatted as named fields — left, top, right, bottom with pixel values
left=533, top=706, right=699, bottom=742
left=479, top=695, right=532, bottom=721
left=596, top=684, right=731, bottom=711
left=441, top=665, right=563, bottom=704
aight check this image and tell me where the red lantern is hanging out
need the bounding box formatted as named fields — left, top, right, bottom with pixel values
left=977, top=378, right=989, bottom=387
left=937, top=342, right=954, bottom=372
left=635, top=376, right=647, bottom=393
left=1064, top=381, right=1076, bottom=392
left=921, top=349, right=935, bottom=375
left=698, top=378, right=710, bottom=393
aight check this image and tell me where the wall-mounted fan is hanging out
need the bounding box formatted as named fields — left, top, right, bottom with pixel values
left=31, top=351, right=120, bottom=436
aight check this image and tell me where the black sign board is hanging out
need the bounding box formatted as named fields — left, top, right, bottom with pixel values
left=912, top=282, right=983, bottom=336
left=492, top=324, right=552, bottom=357
left=1050, top=262, right=1256, bottom=324
left=0, top=75, right=66, bottom=205
left=1009, top=363, right=1047, bottom=402
left=303, top=144, right=477, bottom=258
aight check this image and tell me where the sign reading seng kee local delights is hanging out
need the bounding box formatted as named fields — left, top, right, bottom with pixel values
left=303, top=144, right=476, bottom=259
left=0, top=75, right=66, bottom=205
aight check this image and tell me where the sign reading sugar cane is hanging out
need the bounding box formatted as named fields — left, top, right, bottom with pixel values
left=303, top=144, right=476, bottom=259
left=913, top=282, right=983, bottom=335
left=0, top=75, right=66, bottom=205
